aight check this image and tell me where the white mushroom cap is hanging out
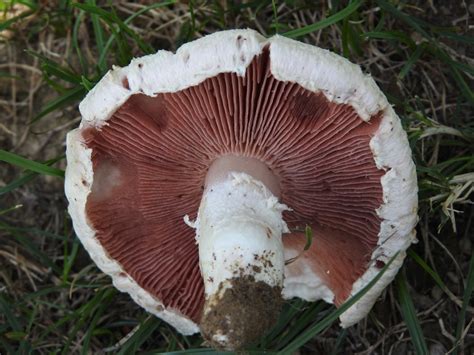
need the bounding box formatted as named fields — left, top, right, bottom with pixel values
left=66, top=29, right=418, bottom=335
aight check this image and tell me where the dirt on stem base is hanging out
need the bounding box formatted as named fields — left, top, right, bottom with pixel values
left=200, top=276, right=283, bottom=350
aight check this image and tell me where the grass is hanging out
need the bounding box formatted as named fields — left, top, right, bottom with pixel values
left=0, top=0, right=473, bottom=353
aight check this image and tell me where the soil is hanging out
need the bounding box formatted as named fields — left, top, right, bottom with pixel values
left=200, top=276, right=283, bottom=350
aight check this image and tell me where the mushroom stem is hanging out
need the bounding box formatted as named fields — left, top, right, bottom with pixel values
left=194, top=163, right=289, bottom=350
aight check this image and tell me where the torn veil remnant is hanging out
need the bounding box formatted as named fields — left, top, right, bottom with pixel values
left=65, top=29, right=418, bottom=350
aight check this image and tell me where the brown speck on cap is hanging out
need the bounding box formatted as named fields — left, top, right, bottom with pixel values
left=121, top=77, right=130, bottom=90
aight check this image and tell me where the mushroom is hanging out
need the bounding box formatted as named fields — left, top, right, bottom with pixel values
left=65, top=29, right=418, bottom=350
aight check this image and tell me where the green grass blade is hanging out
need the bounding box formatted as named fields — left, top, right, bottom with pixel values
left=188, top=0, right=196, bottom=38
left=31, top=85, right=85, bottom=123
left=426, top=46, right=474, bottom=104
left=0, top=8, right=35, bottom=31
left=396, top=271, right=428, bottom=354
left=0, top=204, right=22, bottom=216
left=452, top=253, right=474, bottom=355
left=277, top=252, right=399, bottom=354
left=27, top=50, right=82, bottom=84
left=0, top=293, right=32, bottom=352
left=117, top=316, right=162, bottom=354
left=258, top=299, right=306, bottom=348
left=449, top=60, right=474, bottom=76
left=276, top=302, right=327, bottom=349
left=62, top=237, right=80, bottom=282
left=437, top=31, right=474, bottom=45
left=342, top=17, right=350, bottom=57
left=96, top=1, right=176, bottom=73
left=330, top=328, right=348, bottom=355
left=73, top=3, right=155, bottom=55
left=377, top=6, right=474, bottom=101
left=347, top=19, right=363, bottom=57
left=0, top=225, right=67, bottom=243
left=373, top=11, right=386, bottom=32
left=4, top=331, right=27, bottom=341
left=80, top=290, right=116, bottom=355
left=0, top=71, right=20, bottom=79
left=72, top=9, right=89, bottom=74
left=271, top=0, right=280, bottom=34
left=1, top=222, right=62, bottom=274
left=0, top=294, right=23, bottom=331
left=0, top=150, right=64, bottom=177
left=111, top=24, right=134, bottom=66
left=60, top=288, right=116, bottom=354
left=0, top=171, right=36, bottom=195
left=81, top=75, right=94, bottom=91
left=271, top=302, right=327, bottom=349
left=41, top=61, right=82, bottom=85
left=283, top=0, right=363, bottom=39
left=0, top=340, right=14, bottom=354
left=408, top=249, right=447, bottom=291
left=363, top=30, right=415, bottom=47
left=87, top=0, right=106, bottom=55
left=441, top=58, right=474, bottom=104
left=0, top=155, right=64, bottom=195
left=376, top=0, right=431, bottom=39
left=399, top=44, right=425, bottom=79
left=448, top=66, right=474, bottom=104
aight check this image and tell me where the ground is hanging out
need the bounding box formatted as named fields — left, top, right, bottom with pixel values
left=0, top=0, right=473, bottom=354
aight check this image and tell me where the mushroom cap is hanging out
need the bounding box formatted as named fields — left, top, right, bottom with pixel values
left=65, top=29, right=418, bottom=334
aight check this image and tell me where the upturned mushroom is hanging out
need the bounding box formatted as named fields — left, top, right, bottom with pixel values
left=65, top=29, right=418, bottom=350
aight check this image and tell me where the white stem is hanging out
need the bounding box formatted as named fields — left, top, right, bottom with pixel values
left=198, top=172, right=288, bottom=297
left=192, top=168, right=289, bottom=349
